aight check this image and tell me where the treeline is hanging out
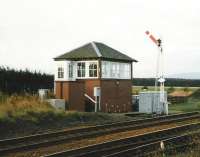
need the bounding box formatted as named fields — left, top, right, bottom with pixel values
left=0, top=66, right=54, bottom=94
left=1, top=65, right=200, bottom=94
left=133, top=78, right=200, bottom=87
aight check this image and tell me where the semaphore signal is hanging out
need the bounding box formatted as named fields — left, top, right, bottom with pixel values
left=145, top=30, right=168, bottom=115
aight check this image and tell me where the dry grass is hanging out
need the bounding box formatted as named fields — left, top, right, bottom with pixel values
left=0, top=95, right=54, bottom=119
left=0, top=94, right=66, bottom=138
left=168, top=90, right=193, bottom=97
left=0, top=94, right=137, bottom=139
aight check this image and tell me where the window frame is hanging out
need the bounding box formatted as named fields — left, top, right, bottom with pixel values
left=89, top=62, right=98, bottom=77
left=76, top=61, right=98, bottom=79
left=58, top=67, right=64, bottom=79
left=68, top=63, right=73, bottom=78
left=101, top=61, right=131, bottom=79
left=77, top=62, right=86, bottom=78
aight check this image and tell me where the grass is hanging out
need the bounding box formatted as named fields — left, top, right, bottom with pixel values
left=169, top=98, right=200, bottom=113
left=172, top=150, right=200, bottom=157
left=0, top=94, right=55, bottom=119
left=150, top=145, right=200, bottom=157
left=169, top=89, right=200, bottom=113
left=0, top=94, right=137, bottom=139
left=172, top=148, right=200, bottom=157
left=161, top=137, right=200, bottom=157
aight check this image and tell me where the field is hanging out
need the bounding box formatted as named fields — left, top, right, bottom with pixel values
left=169, top=97, right=200, bottom=113
left=132, top=86, right=199, bottom=95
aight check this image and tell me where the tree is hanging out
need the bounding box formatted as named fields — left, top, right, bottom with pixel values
left=0, top=66, right=54, bottom=94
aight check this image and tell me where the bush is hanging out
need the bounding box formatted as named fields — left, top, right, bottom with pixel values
left=183, top=87, right=189, bottom=92
left=142, top=86, right=148, bottom=90
left=167, top=86, right=175, bottom=93
left=191, top=89, right=200, bottom=98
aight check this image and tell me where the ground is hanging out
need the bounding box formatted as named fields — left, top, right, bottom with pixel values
left=133, top=86, right=200, bottom=156
left=0, top=94, right=148, bottom=139
left=169, top=97, right=200, bottom=113
left=168, top=88, right=200, bottom=156
left=0, top=87, right=200, bottom=156
left=172, top=150, right=200, bottom=157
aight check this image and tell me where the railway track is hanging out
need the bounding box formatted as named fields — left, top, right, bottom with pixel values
left=0, top=112, right=199, bottom=156
left=104, top=130, right=200, bottom=157
left=44, top=122, right=200, bottom=157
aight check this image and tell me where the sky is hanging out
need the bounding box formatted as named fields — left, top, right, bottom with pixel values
left=0, top=0, right=200, bottom=77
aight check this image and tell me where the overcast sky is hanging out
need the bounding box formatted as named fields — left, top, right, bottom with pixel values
left=0, top=0, right=200, bottom=77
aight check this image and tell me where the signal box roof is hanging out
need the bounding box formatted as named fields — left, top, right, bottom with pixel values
left=54, top=42, right=137, bottom=62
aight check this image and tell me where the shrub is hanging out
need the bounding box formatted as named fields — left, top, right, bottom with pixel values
left=167, top=86, right=175, bottom=93
left=183, top=87, right=189, bottom=92
left=142, top=86, right=148, bottom=90
left=0, top=94, right=54, bottom=120
left=191, top=89, right=200, bottom=98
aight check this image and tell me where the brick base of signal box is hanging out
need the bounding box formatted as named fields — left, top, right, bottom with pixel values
left=55, top=79, right=132, bottom=113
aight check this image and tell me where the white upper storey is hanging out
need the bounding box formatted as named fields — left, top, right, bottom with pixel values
left=54, top=60, right=132, bottom=81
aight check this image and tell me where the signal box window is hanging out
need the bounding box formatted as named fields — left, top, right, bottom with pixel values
left=68, top=64, right=73, bottom=78
left=58, top=67, right=64, bottom=78
left=77, top=62, right=85, bottom=77
left=89, top=63, right=97, bottom=77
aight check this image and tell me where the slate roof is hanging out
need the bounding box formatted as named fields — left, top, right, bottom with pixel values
left=54, top=42, right=137, bottom=62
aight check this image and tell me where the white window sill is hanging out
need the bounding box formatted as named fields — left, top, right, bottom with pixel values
left=76, top=77, right=98, bottom=79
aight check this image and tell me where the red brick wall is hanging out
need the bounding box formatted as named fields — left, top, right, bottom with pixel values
left=55, top=82, right=62, bottom=99
left=55, top=79, right=132, bottom=113
left=55, top=81, right=85, bottom=111
left=84, top=79, right=100, bottom=99
left=68, top=81, right=85, bottom=111
left=62, top=82, right=69, bottom=100
left=100, top=80, right=132, bottom=113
